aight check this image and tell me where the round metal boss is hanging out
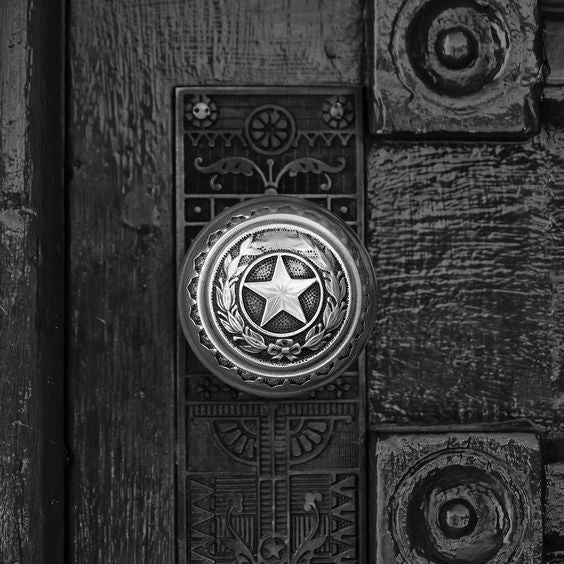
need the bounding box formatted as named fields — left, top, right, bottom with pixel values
left=177, top=196, right=377, bottom=397
left=391, top=449, right=530, bottom=564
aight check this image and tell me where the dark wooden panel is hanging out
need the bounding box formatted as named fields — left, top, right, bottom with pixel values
left=68, top=1, right=363, bottom=561
left=0, top=0, right=65, bottom=561
left=366, top=129, right=564, bottom=433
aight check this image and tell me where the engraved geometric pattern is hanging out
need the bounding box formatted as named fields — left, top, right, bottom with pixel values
left=176, top=88, right=366, bottom=563
left=186, top=401, right=360, bottom=564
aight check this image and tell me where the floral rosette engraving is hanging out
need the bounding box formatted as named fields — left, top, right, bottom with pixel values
left=184, top=93, right=218, bottom=128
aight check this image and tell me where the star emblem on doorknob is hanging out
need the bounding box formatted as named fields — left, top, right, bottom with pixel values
left=243, top=254, right=317, bottom=326
left=178, top=196, right=377, bottom=397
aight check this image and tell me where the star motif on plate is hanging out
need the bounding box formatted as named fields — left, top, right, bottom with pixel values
left=260, top=535, right=287, bottom=560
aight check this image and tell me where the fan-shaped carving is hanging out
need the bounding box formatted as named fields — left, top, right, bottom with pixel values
left=289, top=419, right=334, bottom=465
left=213, top=419, right=258, bottom=465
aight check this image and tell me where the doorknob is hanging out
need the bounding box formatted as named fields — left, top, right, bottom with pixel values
left=178, top=195, right=377, bottom=397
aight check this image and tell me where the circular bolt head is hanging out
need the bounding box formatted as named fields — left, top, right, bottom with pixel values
left=329, top=102, right=345, bottom=120
left=438, top=499, right=477, bottom=539
left=192, top=101, right=211, bottom=119
left=435, top=27, right=478, bottom=70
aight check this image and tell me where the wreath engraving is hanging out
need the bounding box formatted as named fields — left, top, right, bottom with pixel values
left=214, top=234, right=347, bottom=362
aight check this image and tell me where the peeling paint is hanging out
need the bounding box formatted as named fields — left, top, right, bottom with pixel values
left=121, top=190, right=157, bottom=230
left=0, top=209, right=25, bottom=234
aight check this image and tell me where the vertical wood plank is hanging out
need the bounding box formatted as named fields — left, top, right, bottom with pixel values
left=0, top=0, right=65, bottom=561
left=68, top=0, right=363, bottom=561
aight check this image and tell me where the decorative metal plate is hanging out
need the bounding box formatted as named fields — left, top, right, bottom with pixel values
left=178, top=196, right=376, bottom=397
left=175, top=87, right=368, bottom=563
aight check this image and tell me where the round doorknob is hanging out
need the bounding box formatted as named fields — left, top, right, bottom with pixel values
left=178, top=196, right=377, bottom=397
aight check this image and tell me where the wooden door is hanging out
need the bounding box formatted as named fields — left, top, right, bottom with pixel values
left=1, top=0, right=564, bottom=562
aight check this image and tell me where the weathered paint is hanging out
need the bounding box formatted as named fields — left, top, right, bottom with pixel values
left=0, top=0, right=65, bottom=561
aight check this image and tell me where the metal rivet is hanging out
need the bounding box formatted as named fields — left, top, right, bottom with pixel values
left=329, top=101, right=345, bottom=120
left=435, top=27, right=478, bottom=70
left=193, top=102, right=212, bottom=119
left=438, top=499, right=477, bottom=539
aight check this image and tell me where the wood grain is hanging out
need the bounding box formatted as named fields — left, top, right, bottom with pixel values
left=366, top=128, right=564, bottom=433
left=68, top=0, right=363, bottom=561
left=0, top=0, right=65, bottom=561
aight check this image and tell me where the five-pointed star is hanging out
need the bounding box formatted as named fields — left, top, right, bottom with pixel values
left=262, top=537, right=286, bottom=559
left=244, top=255, right=316, bottom=326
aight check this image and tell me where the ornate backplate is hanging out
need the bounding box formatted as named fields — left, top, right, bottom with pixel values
left=175, top=88, right=366, bottom=563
